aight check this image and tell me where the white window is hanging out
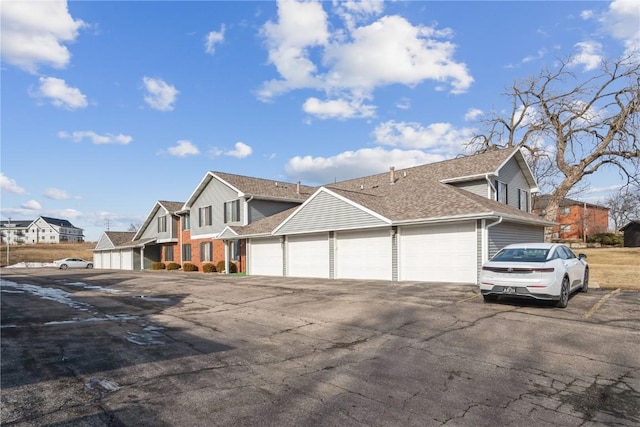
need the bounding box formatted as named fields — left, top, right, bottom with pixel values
left=158, top=216, right=167, bottom=233
left=224, top=200, right=240, bottom=223
left=518, top=189, right=529, bottom=211
left=560, top=207, right=570, bottom=215
left=495, top=180, right=508, bottom=204
left=200, top=242, right=213, bottom=262
left=199, top=206, right=213, bottom=227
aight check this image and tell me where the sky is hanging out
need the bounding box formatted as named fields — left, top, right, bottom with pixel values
left=1, top=0, right=639, bottom=242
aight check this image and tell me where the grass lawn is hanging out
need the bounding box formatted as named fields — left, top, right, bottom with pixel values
left=578, top=247, right=640, bottom=290
left=1, top=243, right=638, bottom=290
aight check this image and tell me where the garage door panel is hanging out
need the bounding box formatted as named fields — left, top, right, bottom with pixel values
left=287, top=234, right=329, bottom=278
left=336, top=229, right=391, bottom=280
left=399, top=222, right=476, bottom=283
left=249, top=238, right=283, bottom=276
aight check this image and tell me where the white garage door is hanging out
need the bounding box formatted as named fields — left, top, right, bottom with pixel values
left=287, top=233, right=330, bottom=278
left=248, top=238, right=283, bottom=276
left=399, top=222, right=477, bottom=283
left=121, top=249, right=133, bottom=270
left=336, top=229, right=392, bottom=280
left=110, top=251, right=121, bottom=270
left=101, top=252, right=111, bottom=269
left=93, top=253, right=102, bottom=269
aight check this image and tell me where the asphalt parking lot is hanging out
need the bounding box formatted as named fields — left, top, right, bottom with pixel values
left=2, top=268, right=639, bottom=427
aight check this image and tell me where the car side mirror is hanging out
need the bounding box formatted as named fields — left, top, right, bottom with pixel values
left=578, top=253, right=587, bottom=260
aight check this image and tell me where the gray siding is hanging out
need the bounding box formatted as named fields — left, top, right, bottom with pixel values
left=453, top=179, right=488, bottom=198
left=94, top=234, right=114, bottom=250
left=495, top=157, right=531, bottom=211
left=139, top=209, right=172, bottom=240
left=249, top=199, right=299, bottom=223
left=190, top=177, right=238, bottom=236
left=488, top=222, right=545, bottom=258
left=275, top=190, right=388, bottom=235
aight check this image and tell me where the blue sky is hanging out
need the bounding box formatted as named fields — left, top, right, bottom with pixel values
left=1, top=0, right=638, bottom=242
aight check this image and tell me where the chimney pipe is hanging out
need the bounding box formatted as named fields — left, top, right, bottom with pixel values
left=296, top=180, right=301, bottom=194
left=389, top=166, right=396, bottom=184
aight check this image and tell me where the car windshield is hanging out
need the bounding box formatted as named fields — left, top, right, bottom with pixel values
left=491, top=248, right=550, bottom=263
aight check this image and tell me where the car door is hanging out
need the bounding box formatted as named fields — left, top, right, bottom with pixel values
left=558, top=246, right=582, bottom=288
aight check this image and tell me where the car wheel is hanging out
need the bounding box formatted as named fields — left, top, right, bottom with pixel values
left=60, top=264, right=68, bottom=270
left=87, top=264, right=93, bottom=269
left=483, top=295, right=498, bottom=303
left=581, top=268, right=589, bottom=293
left=556, top=276, right=570, bottom=308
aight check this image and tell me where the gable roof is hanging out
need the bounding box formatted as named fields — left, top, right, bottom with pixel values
left=183, top=171, right=315, bottom=208
left=620, top=220, right=640, bottom=231
left=133, top=200, right=185, bottom=241
left=105, top=231, right=137, bottom=246
left=219, top=206, right=300, bottom=239
left=533, top=195, right=609, bottom=210
left=39, top=216, right=78, bottom=228
left=323, top=147, right=545, bottom=223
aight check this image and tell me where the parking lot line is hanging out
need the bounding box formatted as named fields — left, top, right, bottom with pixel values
left=458, top=294, right=480, bottom=303
left=584, top=288, right=621, bottom=319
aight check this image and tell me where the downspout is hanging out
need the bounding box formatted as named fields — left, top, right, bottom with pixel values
left=483, top=216, right=503, bottom=264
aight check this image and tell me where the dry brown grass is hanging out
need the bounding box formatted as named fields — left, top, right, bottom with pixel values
left=578, top=247, right=640, bottom=290
left=0, top=243, right=95, bottom=267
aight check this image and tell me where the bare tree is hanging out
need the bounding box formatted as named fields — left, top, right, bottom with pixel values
left=469, top=55, right=640, bottom=237
left=127, top=223, right=140, bottom=232
left=606, top=184, right=640, bottom=232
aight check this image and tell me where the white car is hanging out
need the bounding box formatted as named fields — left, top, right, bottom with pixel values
left=54, top=258, right=93, bottom=270
left=478, top=243, right=588, bottom=308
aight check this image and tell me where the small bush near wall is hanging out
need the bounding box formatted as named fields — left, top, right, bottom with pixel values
left=183, top=263, right=199, bottom=272
left=216, top=260, right=237, bottom=274
left=152, top=262, right=166, bottom=270
left=587, top=233, right=623, bottom=247
left=202, top=263, right=217, bottom=273
left=167, top=262, right=181, bottom=271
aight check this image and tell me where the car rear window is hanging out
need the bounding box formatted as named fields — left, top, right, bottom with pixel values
left=491, top=248, right=549, bottom=262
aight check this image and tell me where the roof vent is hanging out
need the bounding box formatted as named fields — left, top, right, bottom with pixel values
left=390, top=166, right=396, bottom=184
left=275, top=182, right=278, bottom=186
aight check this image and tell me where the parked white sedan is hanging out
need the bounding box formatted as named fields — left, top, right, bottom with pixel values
left=478, top=243, right=588, bottom=308
left=54, top=258, right=93, bottom=270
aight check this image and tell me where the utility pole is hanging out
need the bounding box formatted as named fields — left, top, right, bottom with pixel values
left=6, top=217, right=11, bottom=266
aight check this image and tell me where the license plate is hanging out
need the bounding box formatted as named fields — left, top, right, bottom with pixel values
left=504, top=287, right=516, bottom=294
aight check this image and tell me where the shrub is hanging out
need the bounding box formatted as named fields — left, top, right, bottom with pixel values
left=202, top=263, right=217, bottom=273
left=152, top=262, right=166, bottom=270
left=587, top=233, right=623, bottom=247
left=167, top=262, right=181, bottom=271
left=182, top=262, right=199, bottom=272
left=216, top=260, right=237, bottom=274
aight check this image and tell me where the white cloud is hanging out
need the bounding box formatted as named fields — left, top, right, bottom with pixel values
left=259, top=1, right=473, bottom=118
left=373, top=120, right=476, bottom=151
left=332, top=0, right=384, bottom=31
left=44, top=188, right=71, bottom=200
left=168, top=140, right=200, bottom=157
left=395, top=97, right=411, bottom=110
left=205, top=24, right=225, bottom=54
left=226, top=142, right=253, bottom=158
left=0, top=0, right=86, bottom=73
left=600, top=0, right=640, bottom=55
left=285, top=147, right=445, bottom=184
left=58, top=130, right=132, bottom=144
left=303, top=96, right=375, bottom=119
left=33, top=76, right=88, bottom=110
left=580, top=10, right=594, bottom=20
left=210, top=142, right=254, bottom=159
left=22, top=199, right=42, bottom=210
left=259, top=0, right=329, bottom=99
left=569, top=41, right=603, bottom=71
left=0, top=173, right=26, bottom=194
left=142, top=77, right=179, bottom=111
left=464, top=108, right=483, bottom=121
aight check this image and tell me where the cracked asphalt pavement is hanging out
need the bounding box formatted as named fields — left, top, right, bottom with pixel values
left=1, top=268, right=639, bottom=426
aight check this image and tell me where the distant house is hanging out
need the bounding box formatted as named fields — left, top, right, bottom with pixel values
left=95, top=147, right=555, bottom=283
left=0, top=216, right=84, bottom=244
left=533, top=196, right=609, bottom=241
left=620, top=220, right=640, bottom=247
